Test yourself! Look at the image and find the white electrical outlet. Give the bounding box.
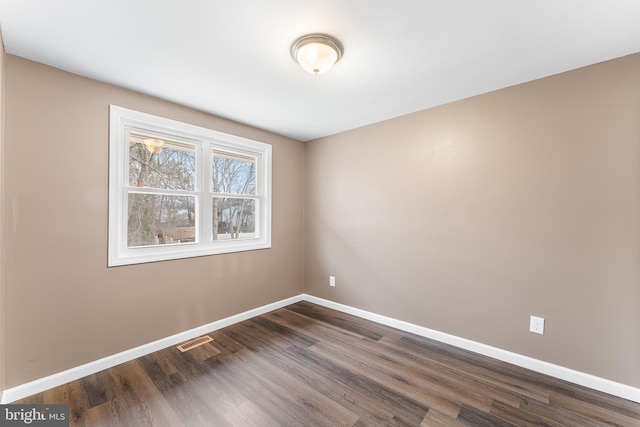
[530,315,545,335]
[329,276,336,287]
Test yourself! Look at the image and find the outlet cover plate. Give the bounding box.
[329,276,336,287]
[530,315,545,335]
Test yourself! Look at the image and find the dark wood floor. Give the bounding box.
[17,302,640,426]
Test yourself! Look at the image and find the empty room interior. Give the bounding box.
[1,1,640,425]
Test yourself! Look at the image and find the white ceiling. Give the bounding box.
[1,1,640,142]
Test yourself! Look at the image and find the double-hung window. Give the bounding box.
[108,106,271,266]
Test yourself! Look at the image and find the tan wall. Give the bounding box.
[0,35,5,396]
[3,55,304,388]
[4,49,640,391]
[305,53,640,387]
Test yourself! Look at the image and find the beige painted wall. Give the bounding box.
[0,35,5,396]
[305,53,640,388]
[3,55,304,388]
[3,49,640,392]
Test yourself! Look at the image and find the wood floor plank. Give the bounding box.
[282,316,504,411]
[81,401,120,427]
[284,343,431,425]
[14,302,640,426]
[457,404,517,426]
[138,352,233,426]
[232,346,360,426]
[264,308,370,344]
[374,334,523,409]
[549,391,640,426]
[385,334,552,404]
[489,399,559,426]
[570,386,640,420]
[226,315,318,353]
[216,347,355,426]
[181,341,221,362]
[223,318,397,425]
[192,351,283,427]
[309,340,463,418]
[207,329,246,356]
[421,409,468,426]
[44,376,91,425]
[309,319,523,412]
[79,369,115,410]
[519,397,611,427]
[202,349,300,426]
[286,300,395,341]
[311,330,494,414]
[107,360,184,426]
[261,309,439,424]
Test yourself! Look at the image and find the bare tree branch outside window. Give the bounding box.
[109,106,272,266]
[127,135,196,247]
[212,151,256,241]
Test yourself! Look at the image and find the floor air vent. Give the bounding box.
[177,335,214,352]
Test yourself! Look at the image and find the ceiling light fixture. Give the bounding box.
[144,138,164,153]
[290,33,343,75]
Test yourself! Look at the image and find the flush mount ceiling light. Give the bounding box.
[144,138,164,153]
[290,33,344,75]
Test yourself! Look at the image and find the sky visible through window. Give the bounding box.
[126,136,257,246]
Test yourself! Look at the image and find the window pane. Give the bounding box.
[129,134,196,191]
[212,150,256,194]
[212,197,256,240]
[128,193,196,247]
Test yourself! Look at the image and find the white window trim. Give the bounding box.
[108,105,272,266]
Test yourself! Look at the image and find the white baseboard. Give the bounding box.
[302,294,640,404]
[3,292,639,404]
[0,294,304,404]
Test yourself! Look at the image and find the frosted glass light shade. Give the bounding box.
[291,34,343,75]
[144,138,164,153]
